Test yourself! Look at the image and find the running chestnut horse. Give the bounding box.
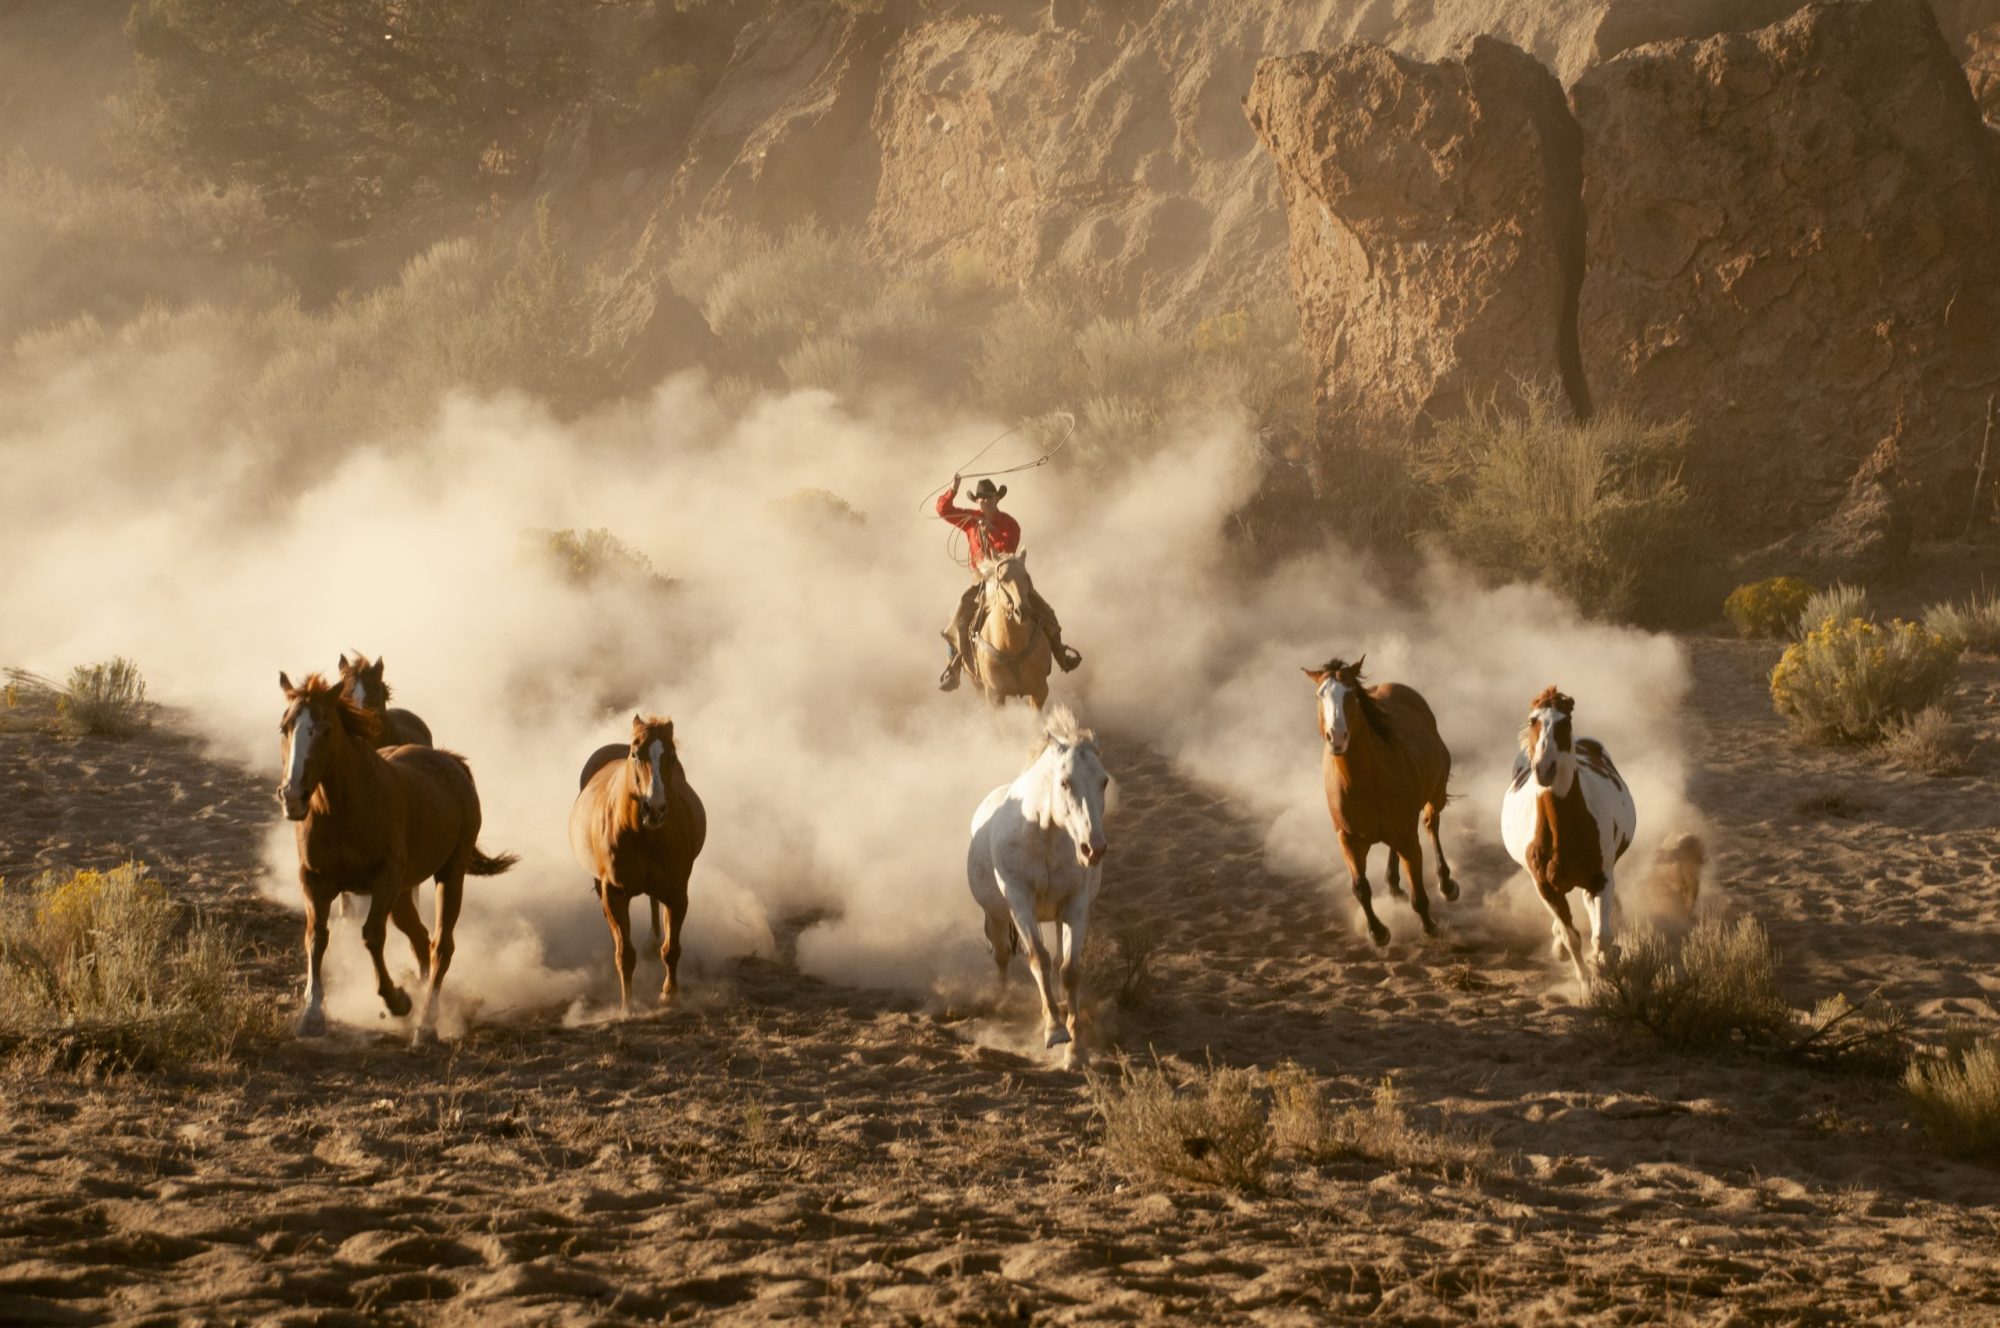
[338,652,434,748]
[968,554,1055,710]
[569,715,706,1014]
[1304,656,1457,946]
[1501,686,1637,995]
[278,672,516,1041]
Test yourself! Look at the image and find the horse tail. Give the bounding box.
[468,847,520,877]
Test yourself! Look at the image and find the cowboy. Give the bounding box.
[936,474,1082,691]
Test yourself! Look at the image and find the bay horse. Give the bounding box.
[338,652,434,748]
[1303,656,1457,946]
[966,704,1113,1068]
[277,672,516,1042]
[569,715,706,1015]
[968,553,1054,709]
[1501,685,1637,994]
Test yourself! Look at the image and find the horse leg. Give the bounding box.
[658,874,688,1003]
[359,877,413,1020]
[1534,875,1591,997]
[1384,847,1406,899]
[650,897,663,955]
[390,890,432,983]
[1339,831,1390,947]
[297,871,334,1036]
[1396,835,1438,938]
[1057,898,1090,1069]
[1583,869,1619,968]
[599,884,637,1016]
[414,867,464,1043]
[1004,889,1067,1049]
[981,908,1014,1000]
[1425,799,1458,902]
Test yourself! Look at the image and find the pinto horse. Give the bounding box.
[1304,656,1457,946]
[278,672,516,1041]
[966,704,1113,1067]
[338,653,434,748]
[968,554,1054,710]
[569,715,706,1014]
[1501,686,1637,994]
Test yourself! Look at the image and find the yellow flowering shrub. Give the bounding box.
[1724,576,1815,639]
[1770,617,1960,743]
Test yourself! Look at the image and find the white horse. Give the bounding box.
[966,705,1113,1067]
[1501,685,1638,995]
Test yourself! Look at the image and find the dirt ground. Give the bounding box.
[2,634,1998,1325]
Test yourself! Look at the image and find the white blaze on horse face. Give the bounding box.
[282,708,317,817]
[644,739,669,822]
[1057,744,1111,867]
[1528,707,1573,794]
[1318,679,1352,755]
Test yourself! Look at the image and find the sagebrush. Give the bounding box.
[1880,706,1972,776]
[1268,1064,1497,1180]
[1724,576,1815,639]
[1905,1041,2000,1161]
[1770,616,1959,744]
[1092,1057,1271,1190]
[1923,589,2000,657]
[1591,918,1791,1052]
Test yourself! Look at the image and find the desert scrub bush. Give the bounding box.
[526,527,673,593]
[1082,921,1160,1012]
[780,333,865,398]
[1923,589,2000,657]
[666,215,775,308]
[1592,918,1791,1052]
[1795,582,1870,637]
[1880,706,1972,776]
[5,659,150,737]
[1092,1057,1271,1190]
[1724,576,1816,639]
[974,295,1082,421]
[0,864,273,1069]
[1905,1040,2000,1161]
[1770,616,1960,744]
[1422,383,1706,624]
[699,220,873,360]
[1268,1065,1498,1180]
[1188,301,1315,440]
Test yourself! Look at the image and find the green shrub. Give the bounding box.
[1905,1041,2000,1161]
[1092,1057,1271,1190]
[1591,918,1791,1052]
[0,864,272,1069]
[1770,617,1960,744]
[1880,706,1972,776]
[1422,384,1706,624]
[1724,576,1815,639]
[1923,589,2000,657]
[1796,582,1870,638]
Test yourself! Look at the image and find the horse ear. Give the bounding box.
[1353,653,1366,674]
[371,656,385,675]
[1302,667,1328,685]
[337,654,349,671]
[279,671,296,697]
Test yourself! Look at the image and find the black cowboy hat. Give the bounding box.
[967,478,1008,501]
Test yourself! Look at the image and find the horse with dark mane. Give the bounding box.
[277,672,516,1041]
[1303,655,1457,945]
[338,653,434,748]
[569,715,706,1014]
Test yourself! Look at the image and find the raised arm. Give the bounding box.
[936,474,971,522]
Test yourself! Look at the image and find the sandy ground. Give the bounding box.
[2,635,1998,1325]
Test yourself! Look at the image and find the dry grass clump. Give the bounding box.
[1092,1057,1271,1190]
[1082,921,1160,1012]
[0,864,274,1070]
[1770,616,1959,744]
[1904,1040,2000,1162]
[1879,706,1972,776]
[1795,582,1870,637]
[1421,383,1707,625]
[1591,919,1790,1052]
[6,659,151,737]
[780,333,865,397]
[1923,589,2000,657]
[1724,576,1815,639]
[1268,1064,1498,1181]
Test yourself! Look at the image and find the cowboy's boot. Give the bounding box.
[1049,625,1083,673]
[938,633,963,691]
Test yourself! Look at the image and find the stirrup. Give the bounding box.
[1055,644,1082,673]
[938,663,961,692]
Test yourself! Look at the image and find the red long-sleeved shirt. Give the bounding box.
[936,489,1021,571]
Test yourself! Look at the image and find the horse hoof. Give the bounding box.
[383,988,413,1019]
[295,1008,328,1038]
[1420,918,1439,937]
[410,1023,436,1049]
[1045,1027,1072,1049]
[1439,877,1460,902]
[1062,1045,1086,1071]
[1367,924,1390,947]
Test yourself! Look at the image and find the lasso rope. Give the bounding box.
[919,412,1078,568]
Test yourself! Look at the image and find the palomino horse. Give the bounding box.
[967,553,1054,709]
[338,653,434,747]
[1304,656,1458,946]
[569,715,706,1014]
[966,704,1113,1067]
[1501,686,1637,994]
[277,672,516,1041]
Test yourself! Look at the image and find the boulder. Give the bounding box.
[1245,37,1586,449]
[1572,0,2000,543]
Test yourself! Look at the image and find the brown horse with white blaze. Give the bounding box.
[278,672,516,1041]
[1304,656,1458,945]
[569,715,706,1014]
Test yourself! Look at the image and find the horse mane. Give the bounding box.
[1028,703,1095,764]
[1317,656,1392,741]
[631,713,676,749]
[291,672,383,745]
[1530,685,1575,715]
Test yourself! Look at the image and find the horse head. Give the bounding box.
[1036,705,1111,868]
[1302,655,1367,757]
[338,652,390,715]
[1520,685,1577,794]
[628,714,677,830]
[984,552,1031,624]
[278,671,378,820]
